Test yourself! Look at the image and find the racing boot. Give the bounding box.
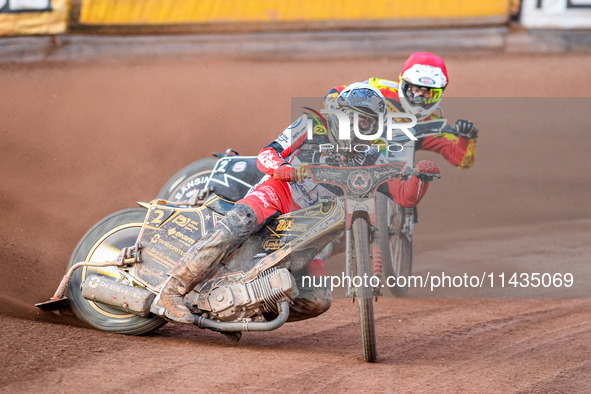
[159,204,259,323]
[287,258,332,322]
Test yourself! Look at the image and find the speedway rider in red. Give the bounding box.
[325,52,478,170]
[159,83,441,324]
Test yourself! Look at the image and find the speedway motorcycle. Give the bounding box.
[156,119,451,296]
[37,158,438,362]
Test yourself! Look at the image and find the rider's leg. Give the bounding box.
[160,177,292,323]
[160,203,259,323]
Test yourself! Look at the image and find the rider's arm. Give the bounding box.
[386,177,430,208]
[417,133,477,170]
[256,115,309,175]
[383,161,440,208]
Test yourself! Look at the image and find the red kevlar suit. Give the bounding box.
[324,78,477,170]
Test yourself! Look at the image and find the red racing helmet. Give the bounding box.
[398,52,449,120]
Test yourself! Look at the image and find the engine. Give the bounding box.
[197,268,299,322]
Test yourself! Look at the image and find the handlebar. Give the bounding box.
[400,167,441,180]
[296,163,440,183]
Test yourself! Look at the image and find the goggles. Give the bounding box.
[343,108,379,134]
[402,82,444,109]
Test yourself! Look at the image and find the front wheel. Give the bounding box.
[377,193,413,297]
[67,208,166,335]
[352,217,378,363]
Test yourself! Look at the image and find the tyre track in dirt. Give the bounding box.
[2,299,589,392]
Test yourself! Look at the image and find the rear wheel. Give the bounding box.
[352,217,378,363]
[377,193,413,297]
[67,208,166,335]
[157,157,218,202]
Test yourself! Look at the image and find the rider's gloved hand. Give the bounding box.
[454,119,479,139]
[273,164,300,182]
[415,160,440,181]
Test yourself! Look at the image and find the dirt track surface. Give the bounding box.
[1,51,590,392]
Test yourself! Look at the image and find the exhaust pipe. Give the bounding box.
[81,275,155,317]
[194,301,290,332]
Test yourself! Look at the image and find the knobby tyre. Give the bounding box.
[376,193,413,297]
[67,208,166,335]
[352,217,378,363]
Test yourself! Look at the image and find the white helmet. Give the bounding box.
[328,83,386,154]
[336,82,386,133]
[398,52,448,120]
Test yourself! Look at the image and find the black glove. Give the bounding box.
[454,119,478,139]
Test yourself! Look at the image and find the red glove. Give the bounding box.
[273,164,298,182]
[415,160,440,181]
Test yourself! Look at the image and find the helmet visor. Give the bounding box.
[343,108,379,134]
[402,81,444,109]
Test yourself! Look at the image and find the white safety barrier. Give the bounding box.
[521,0,591,28]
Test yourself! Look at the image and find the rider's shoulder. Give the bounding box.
[275,115,308,147]
[285,115,308,132]
[279,113,329,143]
[365,78,399,93]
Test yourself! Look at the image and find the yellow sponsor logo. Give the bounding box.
[167,228,195,245]
[276,219,292,232]
[313,124,327,135]
[173,215,190,227]
[291,223,308,232]
[263,239,282,250]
